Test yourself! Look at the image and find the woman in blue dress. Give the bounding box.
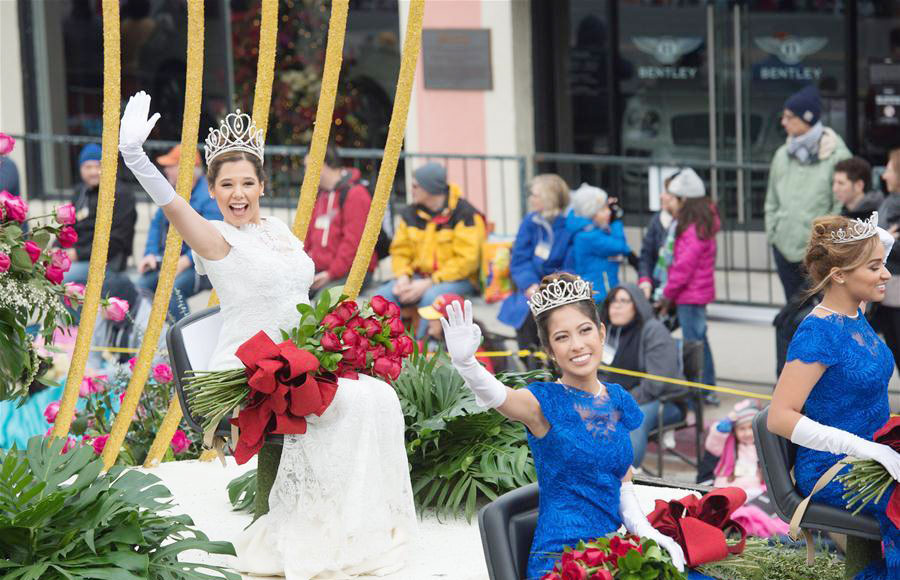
[769,213,900,580]
[440,272,690,579]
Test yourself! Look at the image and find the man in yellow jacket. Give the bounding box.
[374,162,485,337]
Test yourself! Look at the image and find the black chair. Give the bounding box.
[645,339,705,477]
[753,406,879,540]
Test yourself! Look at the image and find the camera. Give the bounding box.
[608,198,624,222]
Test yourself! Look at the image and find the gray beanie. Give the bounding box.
[667,168,706,199]
[413,162,449,196]
[572,183,609,218]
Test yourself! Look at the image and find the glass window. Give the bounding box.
[857,1,900,171]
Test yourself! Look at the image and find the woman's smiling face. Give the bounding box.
[546,304,605,384]
[210,159,264,226]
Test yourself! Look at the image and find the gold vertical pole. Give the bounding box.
[102,0,205,469]
[291,0,349,240]
[343,0,425,300]
[52,0,121,439]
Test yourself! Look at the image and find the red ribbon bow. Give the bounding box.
[647,487,748,567]
[872,417,900,528]
[230,331,338,464]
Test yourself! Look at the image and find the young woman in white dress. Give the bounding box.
[118,92,416,579]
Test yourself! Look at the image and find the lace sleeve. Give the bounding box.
[786,316,840,367]
[609,383,643,432]
[192,220,234,276]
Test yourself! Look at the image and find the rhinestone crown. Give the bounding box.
[830,212,879,244]
[204,110,265,165]
[528,277,594,316]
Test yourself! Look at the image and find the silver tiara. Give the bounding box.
[528,277,594,316]
[830,211,879,244]
[204,110,265,165]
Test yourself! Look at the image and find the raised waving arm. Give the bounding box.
[118,92,229,261]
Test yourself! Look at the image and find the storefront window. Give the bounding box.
[857,1,900,171]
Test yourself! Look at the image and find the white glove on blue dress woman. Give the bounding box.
[440,300,508,408]
[619,481,687,572]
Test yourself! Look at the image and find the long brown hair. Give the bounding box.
[676,197,719,240]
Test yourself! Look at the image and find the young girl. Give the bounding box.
[705,399,789,537]
[658,168,719,387]
[441,272,722,579]
[768,214,900,579]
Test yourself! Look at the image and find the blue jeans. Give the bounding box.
[631,399,685,467]
[676,304,716,387]
[373,276,476,337]
[138,264,212,321]
[64,261,137,324]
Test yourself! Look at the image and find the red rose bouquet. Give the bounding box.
[836,417,900,525]
[185,291,413,463]
[542,533,685,580]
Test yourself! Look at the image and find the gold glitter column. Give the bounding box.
[52,0,121,439]
[102,0,204,469]
[344,0,425,300]
[291,1,349,240]
[207,0,279,310]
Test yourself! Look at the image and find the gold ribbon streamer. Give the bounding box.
[291,0,349,240]
[343,0,425,299]
[51,0,121,440]
[102,0,205,470]
[206,0,278,310]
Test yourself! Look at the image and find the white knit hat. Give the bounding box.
[667,168,706,199]
[572,183,609,218]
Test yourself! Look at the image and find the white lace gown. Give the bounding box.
[193,216,417,579]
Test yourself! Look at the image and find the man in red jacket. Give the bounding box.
[304,145,377,296]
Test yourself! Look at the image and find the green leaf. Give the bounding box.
[31,231,52,250]
[9,248,33,273]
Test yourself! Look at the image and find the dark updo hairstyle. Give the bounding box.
[207,150,267,187]
[803,215,880,298]
[533,272,603,359]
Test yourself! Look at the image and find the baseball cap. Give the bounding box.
[418,293,464,320]
[157,145,201,168]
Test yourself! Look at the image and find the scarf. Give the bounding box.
[786,121,823,165]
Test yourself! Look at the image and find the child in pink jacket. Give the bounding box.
[658,168,719,386]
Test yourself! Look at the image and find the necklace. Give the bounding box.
[560,379,607,398]
[814,303,858,318]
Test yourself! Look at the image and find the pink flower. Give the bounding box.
[370,295,390,316]
[55,203,77,225]
[90,375,108,394]
[79,376,95,397]
[44,265,64,285]
[61,437,77,454]
[118,390,127,405]
[0,133,15,155]
[0,252,9,273]
[50,249,72,273]
[81,434,93,447]
[92,434,109,455]
[128,357,136,372]
[57,226,78,248]
[170,429,190,454]
[44,401,60,423]
[101,297,129,322]
[2,194,28,223]
[63,282,85,308]
[152,363,173,383]
[24,240,41,263]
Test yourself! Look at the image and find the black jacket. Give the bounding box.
[70,182,137,271]
[637,211,668,289]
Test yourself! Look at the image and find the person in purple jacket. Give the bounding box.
[657,168,720,387]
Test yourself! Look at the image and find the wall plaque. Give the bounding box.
[423,29,492,91]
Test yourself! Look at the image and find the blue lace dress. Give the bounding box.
[788,310,898,580]
[524,381,713,580]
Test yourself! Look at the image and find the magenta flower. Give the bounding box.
[50,249,72,273]
[2,194,28,223]
[128,357,136,372]
[44,265,64,285]
[152,363,173,383]
[57,226,78,248]
[101,297,129,322]
[79,376,95,397]
[0,133,14,155]
[44,401,60,423]
[0,252,9,273]
[91,434,110,455]
[24,240,41,263]
[63,282,85,308]
[55,203,77,225]
[170,429,190,454]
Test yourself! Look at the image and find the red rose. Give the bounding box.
[370,294,390,316]
[561,561,587,580]
[345,316,365,332]
[373,357,394,379]
[342,328,363,347]
[0,252,9,273]
[44,265,64,285]
[386,301,401,318]
[388,317,405,337]
[333,300,359,322]
[362,318,382,338]
[581,548,606,567]
[58,226,78,248]
[396,335,414,356]
[588,571,613,580]
[342,345,366,366]
[24,241,41,263]
[541,574,562,580]
[322,313,344,329]
[369,344,387,360]
[321,331,343,352]
[389,360,402,380]
[560,550,584,567]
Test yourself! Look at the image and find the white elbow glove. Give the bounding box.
[619,482,686,572]
[440,300,507,408]
[119,92,176,207]
[791,416,900,481]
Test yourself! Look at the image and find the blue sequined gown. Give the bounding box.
[788,310,898,580]
[524,381,712,580]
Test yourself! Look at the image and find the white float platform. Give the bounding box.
[141,458,700,580]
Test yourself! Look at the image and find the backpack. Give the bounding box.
[336,174,393,260]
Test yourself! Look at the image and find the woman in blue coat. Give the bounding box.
[499,174,574,351]
[566,183,631,303]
